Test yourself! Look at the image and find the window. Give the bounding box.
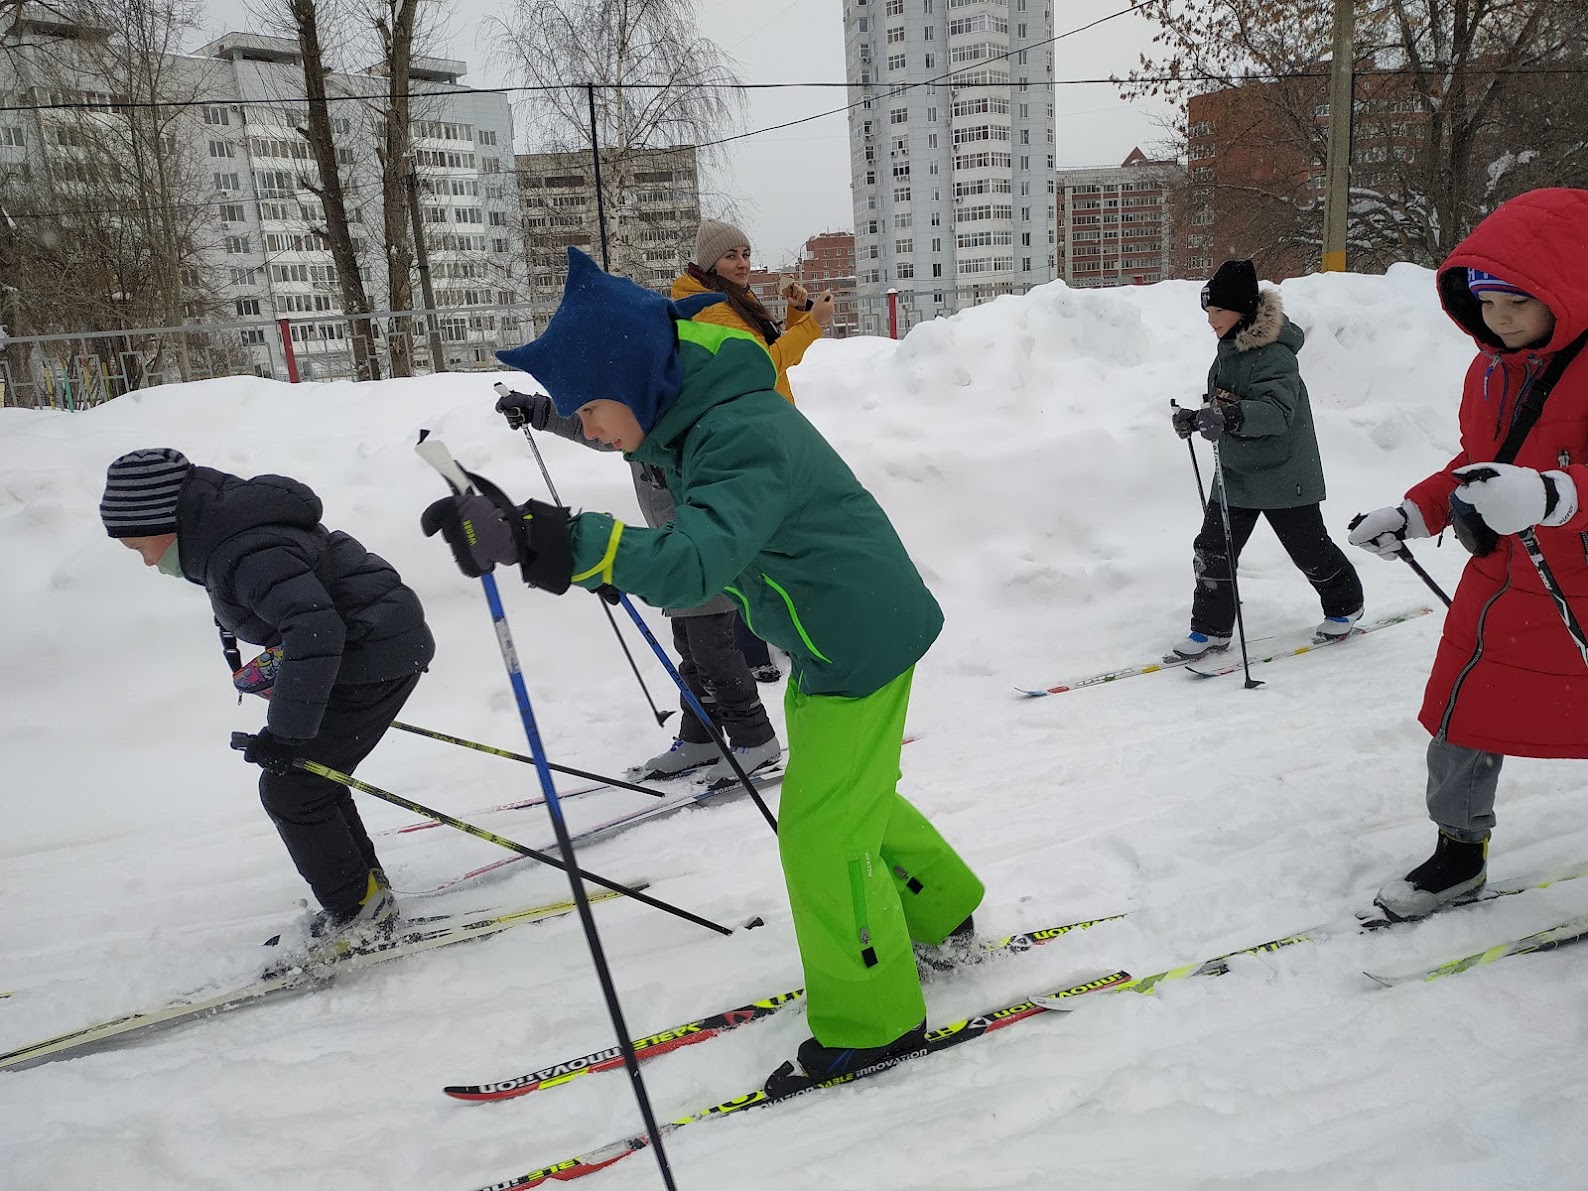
[203,105,229,126]
[477,129,498,146]
[219,203,246,223]
[887,53,906,71]
[886,24,906,44]
[885,0,903,12]
[894,212,912,228]
[229,267,257,286]
[895,238,913,253]
[213,171,240,191]
[897,262,915,279]
[0,125,22,147]
[224,235,250,254]
[235,299,261,317]
[890,107,909,125]
[893,184,912,202]
[208,139,234,158]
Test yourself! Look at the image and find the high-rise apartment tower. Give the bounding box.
[844,0,1056,334]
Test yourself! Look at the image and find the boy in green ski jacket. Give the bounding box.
[422,248,984,1082]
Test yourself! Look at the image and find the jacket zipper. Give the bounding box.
[1438,553,1512,738]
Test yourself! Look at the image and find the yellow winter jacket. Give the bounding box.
[670,272,822,404]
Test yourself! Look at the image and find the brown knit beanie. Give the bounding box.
[694,219,751,272]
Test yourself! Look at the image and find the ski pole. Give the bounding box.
[228,736,729,936]
[1208,439,1262,690]
[496,380,675,729]
[388,721,669,799]
[1170,399,1207,509]
[1345,513,1453,609]
[1392,544,1452,608]
[610,591,780,834]
[1519,528,1588,667]
[415,433,683,1191]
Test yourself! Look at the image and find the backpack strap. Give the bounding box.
[1494,330,1588,465]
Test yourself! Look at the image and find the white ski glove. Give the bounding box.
[1452,463,1578,536]
[1347,500,1431,559]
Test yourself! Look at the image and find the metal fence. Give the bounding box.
[0,303,540,410]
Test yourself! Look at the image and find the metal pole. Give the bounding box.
[1321,0,1355,272]
[586,83,611,271]
[1519,529,1588,668]
[1210,441,1263,690]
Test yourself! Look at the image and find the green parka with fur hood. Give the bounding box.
[1205,288,1328,509]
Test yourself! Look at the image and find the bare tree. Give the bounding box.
[284,0,380,380]
[367,0,417,374]
[494,0,741,283]
[1123,0,1588,269]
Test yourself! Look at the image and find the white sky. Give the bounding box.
[201,0,1176,266]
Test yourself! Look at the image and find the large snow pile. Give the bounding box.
[3,268,1585,1190]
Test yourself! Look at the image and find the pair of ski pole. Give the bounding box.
[1172,400,1455,692]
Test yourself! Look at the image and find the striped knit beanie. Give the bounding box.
[100,448,192,538]
[1467,268,1533,300]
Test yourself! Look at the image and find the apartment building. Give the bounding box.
[517,144,699,330]
[844,0,1058,335]
[0,12,523,374]
[796,230,858,338]
[1054,148,1182,288]
[1183,71,1431,278]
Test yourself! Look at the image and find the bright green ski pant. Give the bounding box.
[779,666,984,1048]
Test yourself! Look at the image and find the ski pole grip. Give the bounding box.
[414,431,476,496]
[229,731,251,752]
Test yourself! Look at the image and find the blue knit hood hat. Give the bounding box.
[496,247,726,432]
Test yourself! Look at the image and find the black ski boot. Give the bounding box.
[795,1019,928,1082]
[1374,830,1489,921]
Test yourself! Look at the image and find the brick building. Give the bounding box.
[1054,149,1183,288]
[1183,71,1430,279]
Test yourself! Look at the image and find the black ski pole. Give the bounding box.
[495,381,675,729]
[1345,513,1453,609]
[1209,439,1262,690]
[388,721,669,799]
[415,433,684,1191]
[228,737,730,937]
[1170,399,1207,509]
[1519,527,1588,667]
[610,590,780,833]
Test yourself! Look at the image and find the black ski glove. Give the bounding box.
[1171,406,1198,440]
[495,389,554,432]
[1194,403,1244,441]
[232,727,300,776]
[420,470,574,593]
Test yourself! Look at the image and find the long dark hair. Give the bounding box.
[686,263,782,345]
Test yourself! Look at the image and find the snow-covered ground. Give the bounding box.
[4,267,1586,1191]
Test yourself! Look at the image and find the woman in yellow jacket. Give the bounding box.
[671,219,834,404]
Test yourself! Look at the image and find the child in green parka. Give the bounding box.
[1166,259,1364,661]
[422,247,984,1083]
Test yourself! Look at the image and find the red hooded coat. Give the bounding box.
[1406,188,1588,757]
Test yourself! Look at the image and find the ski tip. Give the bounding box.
[742,915,766,930]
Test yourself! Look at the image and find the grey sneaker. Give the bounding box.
[626,738,719,782]
[1166,630,1231,662]
[1316,608,1364,640]
[701,738,783,789]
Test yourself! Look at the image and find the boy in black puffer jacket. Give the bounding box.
[101,449,434,938]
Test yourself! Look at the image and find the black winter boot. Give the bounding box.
[1374,830,1488,921]
[794,1020,928,1083]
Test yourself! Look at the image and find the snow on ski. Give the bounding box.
[442,912,1126,1102]
[1364,913,1588,987]
[461,971,1132,1191]
[1185,607,1434,678]
[0,887,635,1072]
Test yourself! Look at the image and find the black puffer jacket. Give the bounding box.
[177,466,434,742]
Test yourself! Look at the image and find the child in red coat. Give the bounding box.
[1349,188,1588,919]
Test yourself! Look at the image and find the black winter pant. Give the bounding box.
[672,612,775,749]
[1191,500,1364,637]
[258,672,420,913]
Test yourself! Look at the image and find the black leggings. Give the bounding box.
[672,612,775,748]
[1190,501,1363,637]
